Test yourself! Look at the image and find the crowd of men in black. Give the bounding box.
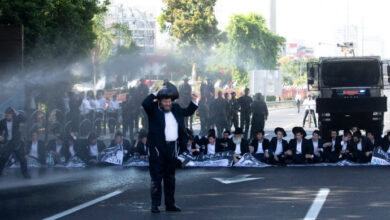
[2,78,389,180]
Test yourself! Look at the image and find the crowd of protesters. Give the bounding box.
[1,78,389,179]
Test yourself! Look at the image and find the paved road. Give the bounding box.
[1,106,390,220]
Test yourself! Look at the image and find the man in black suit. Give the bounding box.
[269,127,289,165]
[142,81,198,213]
[84,132,106,165]
[309,130,325,163]
[47,135,67,164]
[25,131,46,165]
[0,107,30,178]
[135,129,148,158]
[250,93,268,140]
[109,131,132,162]
[349,131,373,163]
[249,130,270,163]
[231,127,250,163]
[202,132,223,155]
[218,130,234,152]
[322,129,342,162]
[288,127,313,164]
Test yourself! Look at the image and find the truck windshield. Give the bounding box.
[321,60,380,87]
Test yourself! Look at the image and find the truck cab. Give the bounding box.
[307,56,389,138]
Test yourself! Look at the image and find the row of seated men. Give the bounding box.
[185,126,390,164]
[23,130,149,166]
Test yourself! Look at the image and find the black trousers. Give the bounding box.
[149,142,177,207]
[240,112,251,139]
[107,111,118,134]
[303,110,317,127]
[122,118,135,140]
[232,113,239,130]
[0,141,28,176]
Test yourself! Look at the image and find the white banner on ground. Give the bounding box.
[234,153,271,167]
[100,146,123,165]
[178,151,234,167]
[371,147,390,165]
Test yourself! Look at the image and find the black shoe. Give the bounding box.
[151,206,160,213]
[166,205,181,212]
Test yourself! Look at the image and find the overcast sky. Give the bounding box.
[112,0,390,58]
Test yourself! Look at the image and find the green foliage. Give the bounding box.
[279,57,317,86]
[158,0,219,63]
[0,0,110,64]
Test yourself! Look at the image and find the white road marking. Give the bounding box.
[304,188,330,220]
[43,190,123,220]
[213,174,264,184]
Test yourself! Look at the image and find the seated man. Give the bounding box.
[109,131,132,162]
[64,135,83,162]
[202,133,223,155]
[218,130,234,152]
[338,130,353,161]
[249,130,270,163]
[310,130,324,163]
[269,127,289,165]
[379,131,390,154]
[195,129,215,153]
[322,129,342,163]
[365,130,380,150]
[231,127,249,163]
[85,132,106,164]
[288,127,313,164]
[349,131,373,163]
[135,130,148,158]
[47,134,67,164]
[25,131,46,165]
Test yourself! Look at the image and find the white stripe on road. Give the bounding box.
[43,190,123,220]
[304,188,330,220]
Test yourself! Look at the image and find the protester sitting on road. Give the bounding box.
[249,130,270,163]
[288,127,313,164]
[269,127,289,165]
[25,131,46,165]
[47,134,67,164]
[202,132,223,155]
[349,131,373,163]
[322,129,342,163]
[135,129,148,158]
[309,130,324,163]
[365,130,381,149]
[379,131,390,154]
[64,135,83,162]
[231,127,250,163]
[218,130,234,152]
[338,130,353,161]
[85,132,106,165]
[109,131,132,162]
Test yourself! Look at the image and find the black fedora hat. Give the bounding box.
[233,127,244,135]
[157,81,179,101]
[292,127,306,138]
[274,127,287,137]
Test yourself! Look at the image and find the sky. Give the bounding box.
[111,0,390,58]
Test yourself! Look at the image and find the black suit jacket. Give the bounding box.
[142,93,197,154]
[380,136,390,152]
[349,138,373,153]
[0,114,25,144]
[232,138,249,155]
[135,141,148,156]
[202,141,224,154]
[288,138,313,155]
[269,137,289,155]
[47,139,68,157]
[109,139,132,161]
[309,138,325,153]
[25,140,46,164]
[250,138,270,153]
[217,137,234,152]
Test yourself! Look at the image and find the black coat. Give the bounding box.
[217,137,234,152]
[232,138,249,155]
[202,141,224,154]
[250,138,270,154]
[47,139,68,157]
[309,138,325,153]
[142,93,197,154]
[135,141,148,156]
[349,138,373,153]
[288,138,313,155]
[0,114,25,144]
[251,100,268,123]
[269,137,289,155]
[25,140,46,164]
[380,136,390,152]
[109,139,132,161]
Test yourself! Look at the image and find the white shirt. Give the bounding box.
[164,111,178,141]
[357,141,363,151]
[80,98,92,115]
[56,144,62,153]
[275,140,283,155]
[341,141,348,151]
[387,146,390,154]
[296,140,302,154]
[312,140,319,152]
[108,99,120,111]
[234,143,241,155]
[69,145,76,157]
[90,144,99,157]
[6,121,12,141]
[207,143,216,155]
[256,141,264,154]
[30,141,38,158]
[331,139,336,151]
[303,99,316,110]
[98,97,106,112]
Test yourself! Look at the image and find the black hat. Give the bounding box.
[157,81,179,101]
[274,127,287,137]
[138,129,148,139]
[88,132,97,142]
[233,127,244,135]
[292,127,306,138]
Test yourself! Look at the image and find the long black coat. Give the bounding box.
[250,138,270,153]
[288,138,313,155]
[142,94,197,154]
[269,137,289,155]
[0,114,25,144]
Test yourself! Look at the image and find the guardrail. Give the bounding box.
[266,100,297,109]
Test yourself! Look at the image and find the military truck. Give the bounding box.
[307,56,389,138]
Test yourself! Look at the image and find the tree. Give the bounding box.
[224,13,285,87]
[279,57,317,86]
[157,0,219,79]
[0,0,110,65]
